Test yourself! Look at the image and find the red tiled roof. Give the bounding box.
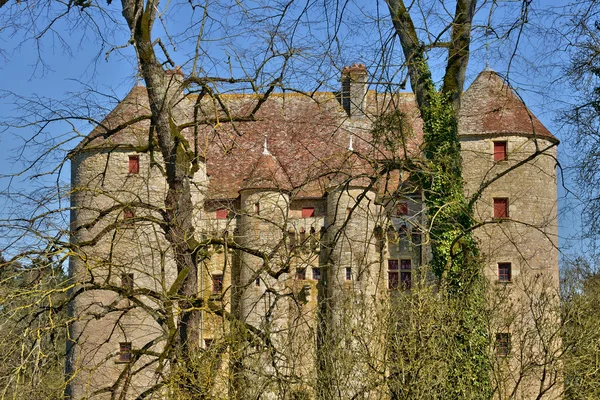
[76,86,422,199]
[75,70,557,199]
[458,70,557,142]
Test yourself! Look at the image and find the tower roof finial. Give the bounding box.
[348,134,354,152]
[263,135,271,156]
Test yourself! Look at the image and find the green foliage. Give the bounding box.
[376,59,492,399]
[371,110,414,155]
[562,257,600,399]
[0,255,68,399]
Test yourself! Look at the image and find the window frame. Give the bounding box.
[388,259,399,290]
[495,333,511,356]
[296,267,307,280]
[128,155,140,174]
[121,273,134,290]
[345,267,352,281]
[118,342,133,363]
[493,141,508,162]
[493,198,509,220]
[498,262,512,282]
[211,274,223,294]
[312,267,321,281]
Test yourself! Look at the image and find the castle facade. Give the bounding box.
[66,66,560,399]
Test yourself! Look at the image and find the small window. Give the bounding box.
[123,208,134,221]
[396,202,408,216]
[493,198,509,219]
[496,333,511,356]
[345,267,352,281]
[494,141,507,162]
[204,339,213,349]
[128,155,140,174]
[215,209,229,219]
[400,259,411,289]
[312,267,321,281]
[254,202,260,215]
[212,274,223,294]
[255,277,261,287]
[388,260,399,290]
[118,342,132,363]
[302,207,315,218]
[498,263,512,282]
[296,268,306,280]
[121,273,134,290]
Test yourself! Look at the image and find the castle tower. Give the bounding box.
[232,141,296,398]
[67,75,206,399]
[459,70,560,398]
[318,152,387,399]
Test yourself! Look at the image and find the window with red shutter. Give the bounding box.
[493,198,509,219]
[494,141,507,161]
[396,202,408,216]
[123,208,134,221]
[128,155,139,174]
[215,209,228,219]
[301,207,315,218]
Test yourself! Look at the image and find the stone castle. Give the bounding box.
[67,65,560,399]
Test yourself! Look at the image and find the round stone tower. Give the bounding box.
[232,141,294,398]
[319,152,386,399]
[67,75,207,399]
[458,70,560,398]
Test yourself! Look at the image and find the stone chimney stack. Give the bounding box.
[164,66,185,105]
[341,63,368,118]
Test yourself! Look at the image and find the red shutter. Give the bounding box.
[302,207,315,218]
[493,198,508,219]
[128,155,139,174]
[216,209,228,219]
[494,142,507,161]
[397,203,408,216]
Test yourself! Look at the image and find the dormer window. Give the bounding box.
[494,141,507,162]
[128,155,140,174]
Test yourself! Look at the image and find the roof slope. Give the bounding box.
[74,69,557,199]
[458,70,557,142]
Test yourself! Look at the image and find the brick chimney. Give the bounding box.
[341,63,368,118]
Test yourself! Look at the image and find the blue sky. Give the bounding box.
[0,0,586,260]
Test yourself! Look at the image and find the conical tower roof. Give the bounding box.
[240,141,292,192]
[73,85,151,153]
[459,70,558,143]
